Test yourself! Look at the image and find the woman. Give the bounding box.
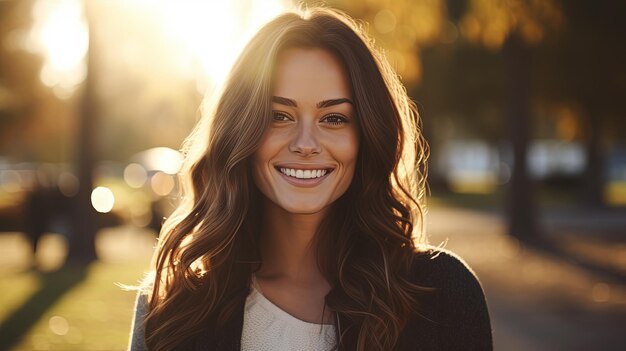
[130,7,492,351]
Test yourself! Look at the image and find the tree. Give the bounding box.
[537,1,626,207]
[66,0,98,263]
[502,31,539,239]
[452,0,562,240]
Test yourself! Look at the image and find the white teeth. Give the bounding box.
[279,167,329,179]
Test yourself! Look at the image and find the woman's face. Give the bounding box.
[252,48,359,215]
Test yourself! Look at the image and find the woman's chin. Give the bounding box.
[278,200,329,216]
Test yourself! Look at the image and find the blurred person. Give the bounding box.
[24,181,49,256]
[129,7,491,351]
[24,168,71,261]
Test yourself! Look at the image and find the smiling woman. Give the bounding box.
[252,48,359,215]
[129,6,492,351]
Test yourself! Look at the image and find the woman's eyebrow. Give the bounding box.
[317,98,354,108]
[272,96,297,107]
[271,96,354,108]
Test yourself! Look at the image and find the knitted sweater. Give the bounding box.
[129,248,492,350]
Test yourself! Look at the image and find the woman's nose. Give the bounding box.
[289,122,321,156]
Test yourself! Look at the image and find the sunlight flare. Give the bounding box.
[140,0,290,91]
[28,0,88,99]
[27,0,291,98]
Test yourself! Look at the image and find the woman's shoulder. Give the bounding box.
[129,293,150,351]
[407,245,490,317]
[409,245,483,290]
[400,245,493,350]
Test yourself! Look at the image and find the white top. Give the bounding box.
[241,276,337,351]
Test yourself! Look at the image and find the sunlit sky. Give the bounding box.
[27,0,292,99]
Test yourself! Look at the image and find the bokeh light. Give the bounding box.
[150,171,175,196]
[57,172,79,197]
[48,315,69,336]
[134,147,183,175]
[123,163,148,188]
[91,186,115,213]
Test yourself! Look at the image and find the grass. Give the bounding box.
[0,261,149,351]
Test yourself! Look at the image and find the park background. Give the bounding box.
[0,0,625,350]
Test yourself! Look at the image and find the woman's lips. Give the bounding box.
[274,166,334,187]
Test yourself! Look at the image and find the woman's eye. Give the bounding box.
[272,111,292,122]
[322,113,348,126]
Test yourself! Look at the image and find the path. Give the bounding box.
[427,205,626,351]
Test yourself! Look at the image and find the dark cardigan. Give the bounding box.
[129,248,493,350]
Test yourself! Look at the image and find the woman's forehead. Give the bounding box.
[271,48,352,107]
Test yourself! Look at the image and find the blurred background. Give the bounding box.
[0,0,624,350]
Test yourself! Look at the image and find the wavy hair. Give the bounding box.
[144,7,430,351]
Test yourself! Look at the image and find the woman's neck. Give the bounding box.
[257,198,327,284]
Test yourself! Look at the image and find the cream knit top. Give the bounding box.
[241,276,337,351]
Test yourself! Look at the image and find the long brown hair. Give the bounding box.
[144,7,429,351]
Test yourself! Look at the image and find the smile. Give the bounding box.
[279,167,329,179]
[273,166,335,187]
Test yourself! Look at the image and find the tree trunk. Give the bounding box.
[582,105,606,207]
[67,1,97,264]
[503,32,541,241]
